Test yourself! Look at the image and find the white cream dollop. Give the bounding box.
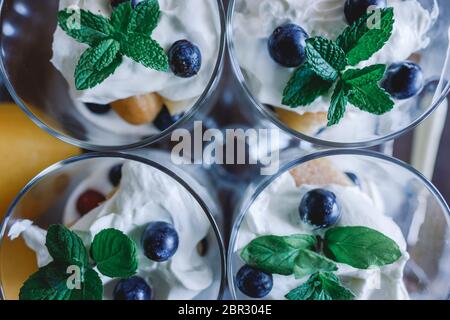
[236,172,410,300]
[8,161,215,300]
[233,0,438,114]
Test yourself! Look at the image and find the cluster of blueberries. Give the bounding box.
[76,163,180,300]
[86,0,203,129]
[268,0,424,101]
[237,172,359,299]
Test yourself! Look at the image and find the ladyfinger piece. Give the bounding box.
[111,93,163,125]
[290,158,353,187]
[275,108,327,134]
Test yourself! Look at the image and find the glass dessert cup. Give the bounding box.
[0,0,225,151]
[227,0,450,148]
[228,149,450,300]
[0,152,225,300]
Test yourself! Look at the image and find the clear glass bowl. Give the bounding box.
[0,152,225,300]
[227,0,450,148]
[0,0,225,151]
[228,149,450,300]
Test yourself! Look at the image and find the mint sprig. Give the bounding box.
[74,39,122,90]
[240,225,402,300]
[57,9,113,47]
[336,7,395,66]
[45,224,89,267]
[119,33,168,71]
[240,234,316,275]
[305,37,348,81]
[282,65,333,107]
[19,224,138,300]
[19,262,98,300]
[328,80,348,126]
[293,249,337,279]
[58,0,168,90]
[282,8,395,126]
[285,272,355,300]
[91,229,138,278]
[128,0,161,35]
[324,226,402,269]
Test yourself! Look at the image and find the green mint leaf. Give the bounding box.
[19,262,102,300]
[240,234,317,275]
[285,272,355,300]
[90,229,138,278]
[128,0,161,35]
[336,7,395,66]
[20,262,72,300]
[293,249,338,279]
[119,32,168,72]
[347,82,394,115]
[75,39,122,90]
[342,64,387,86]
[324,226,402,269]
[305,36,348,81]
[69,268,103,300]
[327,80,348,126]
[46,225,88,267]
[111,1,133,33]
[58,8,114,47]
[282,64,333,107]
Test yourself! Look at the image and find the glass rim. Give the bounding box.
[0,0,226,151]
[226,0,450,148]
[0,152,227,300]
[227,148,450,299]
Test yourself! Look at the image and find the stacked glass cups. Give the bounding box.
[0,0,227,300]
[0,0,449,301]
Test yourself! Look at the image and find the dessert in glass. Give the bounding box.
[0,153,225,300]
[228,150,450,300]
[0,0,225,150]
[228,0,450,147]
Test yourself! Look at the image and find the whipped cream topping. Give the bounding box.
[9,161,216,300]
[51,0,220,134]
[235,172,410,300]
[53,0,220,105]
[233,0,438,114]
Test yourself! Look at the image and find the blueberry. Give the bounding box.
[299,189,342,228]
[111,0,144,9]
[153,105,184,131]
[268,23,309,68]
[76,189,106,216]
[141,221,179,262]
[109,163,123,187]
[85,103,111,115]
[113,276,152,300]
[345,172,362,188]
[168,40,202,78]
[236,265,273,299]
[344,0,387,25]
[382,61,424,100]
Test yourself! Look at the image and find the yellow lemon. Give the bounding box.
[0,102,80,300]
